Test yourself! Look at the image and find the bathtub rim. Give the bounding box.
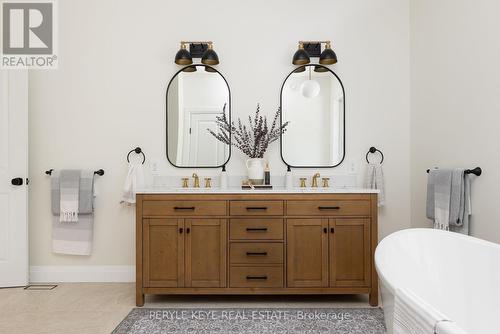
[375,228,500,293]
[375,227,500,334]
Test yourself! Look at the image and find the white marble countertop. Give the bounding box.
[136,187,379,194]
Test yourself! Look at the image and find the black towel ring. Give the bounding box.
[366,147,384,164]
[127,147,146,164]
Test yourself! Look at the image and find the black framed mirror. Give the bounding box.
[280,64,345,168]
[166,64,231,168]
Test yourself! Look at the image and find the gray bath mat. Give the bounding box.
[112,308,385,334]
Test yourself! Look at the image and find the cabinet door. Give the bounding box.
[286,219,329,288]
[185,219,227,287]
[329,219,370,287]
[143,219,184,287]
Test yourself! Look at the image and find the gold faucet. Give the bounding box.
[311,173,321,188]
[181,178,189,188]
[322,177,330,188]
[204,178,212,188]
[192,173,200,188]
[299,178,307,188]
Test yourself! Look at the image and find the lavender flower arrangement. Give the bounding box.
[208,104,289,158]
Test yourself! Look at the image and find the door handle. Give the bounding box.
[11,177,23,186]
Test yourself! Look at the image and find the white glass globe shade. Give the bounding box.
[301,80,320,98]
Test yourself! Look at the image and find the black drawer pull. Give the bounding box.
[179,228,183,234]
[246,275,268,280]
[246,207,267,211]
[174,207,195,211]
[246,252,268,256]
[318,206,340,211]
[246,227,268,232]
[323,227,328,234]
[330,227,335,233]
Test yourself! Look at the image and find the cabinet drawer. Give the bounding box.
[230,266,283,288]
[230,243,283,264]
[230,219,283,240]
[286,200,370,216]
[230,201,284,216]
[142,201,226,216]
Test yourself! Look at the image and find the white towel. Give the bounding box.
[364,163,385,207]
[121,162,145,205]
[393,288,451,334]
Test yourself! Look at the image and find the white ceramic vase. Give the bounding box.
[246,158,267,185]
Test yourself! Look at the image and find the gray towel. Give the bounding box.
[450,171,471,235]
[431,169,453,230]
[51,170,94,214]
[426,168,472,234]
[59,170,80,222]
[51,170,95,255]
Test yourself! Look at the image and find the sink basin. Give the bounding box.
[169,187,217,191]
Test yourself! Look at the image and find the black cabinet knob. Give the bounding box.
[11,178,23,186]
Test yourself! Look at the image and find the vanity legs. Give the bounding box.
[369,289,379,306]
[136,291,144,307]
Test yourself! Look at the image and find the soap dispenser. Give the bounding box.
[220,165,228,189]
[285,165,293,190]
[264,163,271,185]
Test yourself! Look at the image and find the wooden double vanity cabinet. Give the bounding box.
[136,192,378,306]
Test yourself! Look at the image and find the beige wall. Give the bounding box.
[29,0,411,267]
[410,0,500,242]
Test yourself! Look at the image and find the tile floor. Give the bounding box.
[0,283,373,334]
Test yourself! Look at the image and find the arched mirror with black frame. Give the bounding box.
[280,64,345,168]
[166,64,231,168]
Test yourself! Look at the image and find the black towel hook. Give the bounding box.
[366,147,384,164]
[127,147,146,164]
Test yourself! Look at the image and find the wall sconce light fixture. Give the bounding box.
[174,42,193,65]
[292,42,310,65]
[174,41,219,67]
[201,42,219,65]
[291,40,337,66]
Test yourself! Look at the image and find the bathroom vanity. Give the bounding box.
[135,189,378,306]
[141,53,380,306]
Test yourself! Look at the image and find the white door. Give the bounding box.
[190,113,226,166]
[0,70,29,287]
[182,109,227,166]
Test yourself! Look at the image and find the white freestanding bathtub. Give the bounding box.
[375,228,500,334]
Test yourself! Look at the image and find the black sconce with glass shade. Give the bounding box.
[174,41,220,69]
[292,40,337,69]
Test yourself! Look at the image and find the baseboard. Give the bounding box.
[29,265,135,283]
